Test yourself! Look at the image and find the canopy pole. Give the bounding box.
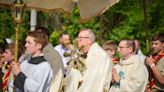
[30,9,37,31]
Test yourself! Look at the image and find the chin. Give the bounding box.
[25,51,32,54]
[78,45,81,48]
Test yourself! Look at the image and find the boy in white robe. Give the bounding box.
[19,27,64,92]
[12,31,53,92]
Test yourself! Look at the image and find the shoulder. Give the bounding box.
[54,44,61,49]
[43,43,54,52]
[90,43,107,54]
[157,57,164,65]
[159,57,164,62]
[156,57,164,70]
[39,61,51,68]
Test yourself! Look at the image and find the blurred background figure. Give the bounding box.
[0,45,5,92]
[54,31,71,74]
[102,40,118,64]
[134,39,146,64]
[5,38,13,45]
[2,43,24,92]
[145,32,164,92]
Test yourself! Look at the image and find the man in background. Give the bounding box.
[146,33,164,91]
[36,27,64,92]
[54,32,71,74]
[134,39,146,64]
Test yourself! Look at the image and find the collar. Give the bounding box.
[60,44,67,50]
[120,55,140,65]
[29,56,46,64]
[152,50,164,63]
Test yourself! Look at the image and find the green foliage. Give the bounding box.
[0,8,29,46]
[0,9,14,44]
[101,0,163,54]
[49,7,100,46]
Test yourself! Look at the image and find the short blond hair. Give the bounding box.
[102,40,117,51]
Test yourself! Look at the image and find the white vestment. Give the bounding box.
[65,43,113,92]
[14,56,53,92]
[110,55,148,92]
[137,49,146,64]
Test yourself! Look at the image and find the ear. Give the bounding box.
[129,47,133,54]
[36,43,42,50]
[59,38,62,43]
[111,50,115,55]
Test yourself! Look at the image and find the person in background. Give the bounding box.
[110,39,148,92]
[0,45,5,92]
[64,28,113,92]
[1,43,24,92]
[54,32,71,74]
[145,33,164,92]
[37,27,64,92]
[102,40,119,64]
[134,39,146,64]
[12,31,53,92]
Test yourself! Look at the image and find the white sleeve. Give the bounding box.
[24,63,53,92]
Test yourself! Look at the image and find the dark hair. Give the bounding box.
[152,32,164,43]
[60,31,69,38]
[35,27,50,37]
[0,46,4,54]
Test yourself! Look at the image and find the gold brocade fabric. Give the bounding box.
[0,0,119,21]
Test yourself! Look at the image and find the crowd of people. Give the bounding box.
[0,27,163,92]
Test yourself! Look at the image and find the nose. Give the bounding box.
[25,43,28,48]
[77,38,80,41]
[152,44,156,49]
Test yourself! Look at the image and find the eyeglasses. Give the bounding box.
[117,46,129,49]
[77,36,89,39]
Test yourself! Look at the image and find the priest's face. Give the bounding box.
[77,30,91,52]
[25,36,41,55]
[117,40,131,59]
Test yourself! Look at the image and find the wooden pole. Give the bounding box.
[142,0,150,53]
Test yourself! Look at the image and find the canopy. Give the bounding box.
[0,0,119,21]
